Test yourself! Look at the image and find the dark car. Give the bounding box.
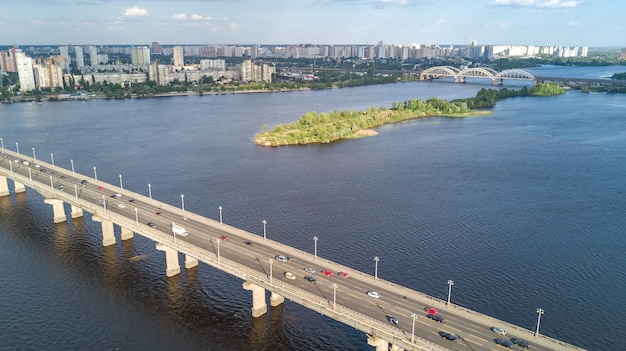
[80,179,87,187]
[147,222,156,228]
[244,241,253,245]
[304,276,316,283]
[388,316,399,326]
[438,331,458,342]
[495,339,514,348]
[427,314,444,323]
[511,338,530,348]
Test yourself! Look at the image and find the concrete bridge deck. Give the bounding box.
[0,146,586,351]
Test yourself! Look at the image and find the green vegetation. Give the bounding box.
[255,83,565,146]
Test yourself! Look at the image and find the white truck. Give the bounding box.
[171,223,188,237]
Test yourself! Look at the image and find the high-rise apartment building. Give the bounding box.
[131,46,151,65]
[75,46,85,69]
[173,46,184,67]
[88,46,98,66]
[16,52,36,92]
[151,42,163,54]
[58,46,70,70]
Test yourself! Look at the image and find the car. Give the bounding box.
[34,164,41,168]
[427,314,444,323]
[304,276,316,283]
[511,338,530,348]
[115,193,122,197]
[495,338,514,348]
[60,175,67,179]
[111,194,117,198]
[388,316,399,326]
[338,272,349,278]
[492,327,506,335]
[286,256,294,261]
[322,269,333,276]
[98,185,103,190]
[425,307,438,315]
[40,168,46,172]
[304,267,315,274]
[244,241,253,245]
[275,255,288,262]
[57,184,64,190]
[367,291,380,299]
[438,331,458,342]
[147,222,156,228]
[156,211,162,216]
[80,179,87,187]
[221,235,228,240]
[117,203,125,208]
[128,198,135,203]
[98,199,105,205]
[284,272,296,280]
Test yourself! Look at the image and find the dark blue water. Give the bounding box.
[1,66,625,350]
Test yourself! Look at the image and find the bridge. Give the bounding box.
[0,144,586,351]
[420,66,626,88]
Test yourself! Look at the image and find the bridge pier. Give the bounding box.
[155,243,181,277]
[367,335,388,351]
[0,176,9,196]
[184,255,198,269]
[14,180,25,193]
[390,344,404,351]
[120,226,134,241]
[44,198,67,223]
[71,205,83,219]
[269,291,284,307]
[243,282,267,318]
[92,215,116,246]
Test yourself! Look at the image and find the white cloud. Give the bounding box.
[171,13,187,20]
[124,6,149,17]
[490,0,581,7]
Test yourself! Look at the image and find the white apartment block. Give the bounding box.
[75,46,85,69]
[131,46,151,65]
[88,46,98,66]
[173,46,184,67]
[16,52,36,92]
[200,59,226,71]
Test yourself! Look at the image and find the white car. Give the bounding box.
[367,291,380,299]
[304,267,315,274]
[275,255,288,262]
[284,272,296,280]
[117,203,125,208]
[492,327,506,335]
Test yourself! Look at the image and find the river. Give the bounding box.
[0,65,625,351]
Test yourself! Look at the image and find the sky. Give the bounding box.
[1,0,624,47]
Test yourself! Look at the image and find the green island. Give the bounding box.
[254,82,565,146]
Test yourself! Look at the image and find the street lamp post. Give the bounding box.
[28,167,32,183]
[218,206,223,225]
[9,160,13,174]
[447,280,454,306]
[148,183,152,199]
[374,256,379,280]
[102,195,107,212]
[50,153,54,166]
[181,194,185,211]
[74,184,78,201]
[269,258,273,284]
[70,159,75,172]
[119,174,123,190]
[332,283,337,310]
[32,147,36,160]
[15,142,19,153]
[135,207,138,225]
[411,312,417,342]
[313,236,318,258]
[49,175,53,191]
[535,308,544,337]
[262,220,267,240]
[0,137,3,148]
[93,166,97,180]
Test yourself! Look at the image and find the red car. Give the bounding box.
[425,307,438,315]
[338,272,349,278]
[322,270,333,276]
[156,211,162,216]
[221,235,228,240]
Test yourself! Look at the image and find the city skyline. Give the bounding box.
[1,0,624,47]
